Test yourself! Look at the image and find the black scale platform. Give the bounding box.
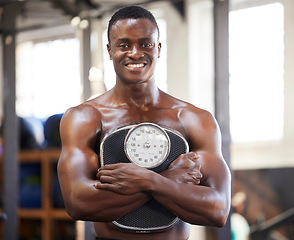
[100,123,189,232]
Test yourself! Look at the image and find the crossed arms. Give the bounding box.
[57,104,231,227]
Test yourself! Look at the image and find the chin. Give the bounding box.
[121,75,153,85]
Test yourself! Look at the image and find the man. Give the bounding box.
[58,5,231,240]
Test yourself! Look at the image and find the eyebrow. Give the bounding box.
[139,37,153,42]
[117,38,131,42]
[116,37,153,42]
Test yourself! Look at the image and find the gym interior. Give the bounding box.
[0,0,293,239]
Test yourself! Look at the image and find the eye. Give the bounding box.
[118,43,130,49]
[142,43,153,48]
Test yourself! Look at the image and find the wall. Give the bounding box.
[152,0,214,113]
[283,0,294,159]
[187,0,214,113]
[164,3,190,102]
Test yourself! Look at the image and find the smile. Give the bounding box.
[125,63,146,69]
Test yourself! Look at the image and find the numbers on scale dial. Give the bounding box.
[125,124,170,168]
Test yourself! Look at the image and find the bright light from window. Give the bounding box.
[16,38,81,119]
[229,3,284,142]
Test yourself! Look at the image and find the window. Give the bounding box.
[16,38,81,119]
[229,3,284,142]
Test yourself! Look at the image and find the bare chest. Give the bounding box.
[99,106,186,138]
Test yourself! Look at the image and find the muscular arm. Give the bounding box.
[96,107,231,227]
[57,105,149,222]
[148,108,231,226]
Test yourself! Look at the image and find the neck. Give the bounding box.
[113,79,160,108]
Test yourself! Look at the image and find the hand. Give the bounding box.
[95,163,151,195]
[162,152,203,185]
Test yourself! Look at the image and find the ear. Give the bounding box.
[107,43,112,60]
[157,42,162,58]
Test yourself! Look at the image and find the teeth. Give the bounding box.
[127,63,144,68]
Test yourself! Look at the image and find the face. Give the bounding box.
[107,18,161,85]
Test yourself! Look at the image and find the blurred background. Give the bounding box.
[0,0,293,239]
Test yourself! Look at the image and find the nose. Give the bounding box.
[127,46,144,59]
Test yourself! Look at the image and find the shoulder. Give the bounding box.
[61,102,102,127]
[61,90,114,124]
[60,101,103,147]
[165,93,217,129]
[180,105,220,149]
[167,98,221,151]
[159,91,218,133]
[180,104,218,131]
[160,91,210,115]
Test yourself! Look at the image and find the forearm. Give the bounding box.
[147,172,229,227]
[63,178,150,221]
[94,156,227,225]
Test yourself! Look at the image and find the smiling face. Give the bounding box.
[107,18,161,85]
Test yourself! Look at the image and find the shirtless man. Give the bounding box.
[57,6,231,240]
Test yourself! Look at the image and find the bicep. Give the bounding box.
[193,123,229,189]
[58,106,101,181]
[197,151,231,195]
[58,147,98,184]
[182,108,231,190]
[189,114,231,210]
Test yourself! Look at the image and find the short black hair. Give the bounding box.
[107,5,160,43]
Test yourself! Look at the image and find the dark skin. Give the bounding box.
[57,18,231,240]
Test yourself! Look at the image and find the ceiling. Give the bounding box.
[0,0,184,33]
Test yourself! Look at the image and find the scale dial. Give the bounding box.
[124,123,170,168]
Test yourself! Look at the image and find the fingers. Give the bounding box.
[94,171,124,192]
[187,152,201,171]
[99,163,124,171]
[95,170,116,190]
[96,163,126,179]
[183,152,202,168]
[168,152,202,180]
[95,181,106,189]
[189,170,203,185]
[187,152,200,162]
[180,152,200,163]
[99,175,116,184]
[194,170,203,181]
[96,168,112,179]
[94,181,116,192]
[170,152,200,168]
[191,175,201,185]
[185,152,203,184]
[193,161,201,170]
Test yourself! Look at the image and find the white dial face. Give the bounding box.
[125,123,170,168]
